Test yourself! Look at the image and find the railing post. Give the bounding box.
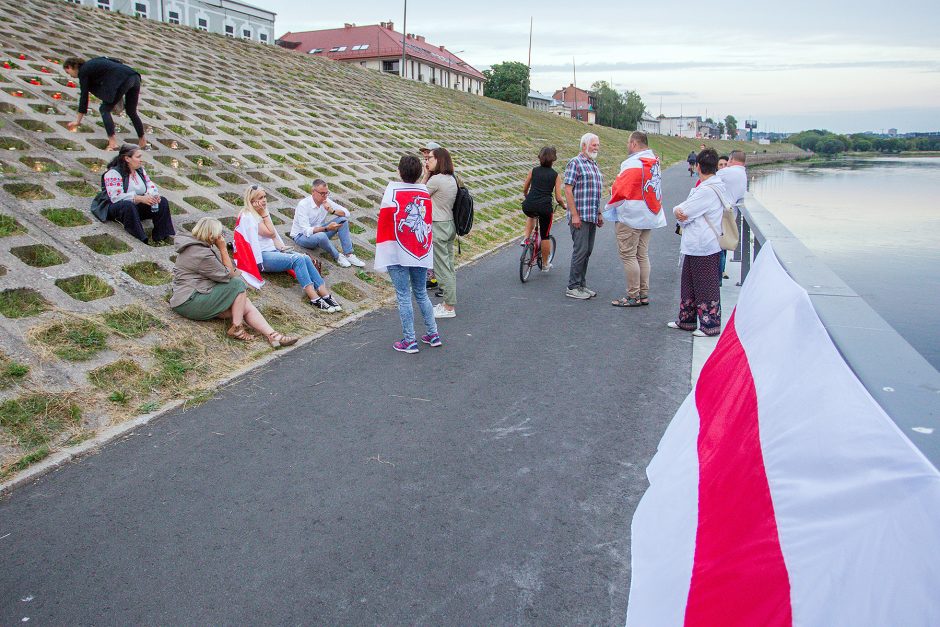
[732,210,744,261]
[738,217,752,285]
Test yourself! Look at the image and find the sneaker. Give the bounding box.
[421,332,442,347]
[666,321,683,330]
[582,286,597,297]
[692,329,717,337]
[434,289,444,298]
[322,294,343,312]
[433,303,456,318]
[336,254,352,268]
[541,263,553,273]
[566,287,591,300]
[345,253,366,267]
[311,297,340,313]
[393,338,419,353]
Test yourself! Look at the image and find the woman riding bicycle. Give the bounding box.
[522,146,567,271]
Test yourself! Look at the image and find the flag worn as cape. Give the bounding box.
[602,148,666,230]
[374,181,433,272]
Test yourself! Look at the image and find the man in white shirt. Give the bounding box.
[290,179,365,268]
[716,150,747,279]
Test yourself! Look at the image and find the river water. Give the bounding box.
[749,156,940,371]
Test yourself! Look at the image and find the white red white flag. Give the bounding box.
[626,242,940,626]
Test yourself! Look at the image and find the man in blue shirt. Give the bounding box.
[563,133,605,299]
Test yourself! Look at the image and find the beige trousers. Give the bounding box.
[615,223,651,298]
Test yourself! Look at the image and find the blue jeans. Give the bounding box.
[386,265,437,343]
[294,218,353,260]
[260,250,324,290]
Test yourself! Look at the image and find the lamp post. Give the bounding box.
[400,0,407,78]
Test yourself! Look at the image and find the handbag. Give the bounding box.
[89,190,110,222]
[704,186,739,251]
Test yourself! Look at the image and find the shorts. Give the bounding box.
[523,209,553,238]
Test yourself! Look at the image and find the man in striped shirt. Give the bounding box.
[563,133,605,299]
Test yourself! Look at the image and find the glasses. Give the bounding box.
[312,189,329,197]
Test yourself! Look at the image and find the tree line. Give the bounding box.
[788,129,940,154]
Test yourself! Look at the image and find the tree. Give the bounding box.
[483,61,529,106]
[589,81,646,131]
[717,122,725,137]
[725,115,738,139]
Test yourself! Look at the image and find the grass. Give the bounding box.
[0,352,30,389]
[10,243,68,267]
[0,136,29,150]
[101,304,163,338]
[187,173,219,187]
[56,180,99,197]
[218,172,246,185]
[55,274,115,301]
[149,340,205,388]
[14,118,53,132]
[151,176,188,191]
[0,445,50,480]
[0,288,51,318]
[3,182,54,200]
[352,244,374,261]
[80,234,132,255]
[277,186,304,200]
[32,319,108,361]
[184,196,220,212]
[45,137,81,150]
[0,213,26,236]
[19,156,62,172]
[0,392,81,449]
[218,191,242,206]
[42,207,92,227]
[88,359,145,404]
[123,261,172,285]
[332,281,364,301]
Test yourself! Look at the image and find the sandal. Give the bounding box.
[266,331,299,348]
[639,294,650,306]
[227,323,255,342]
[611,297,643,307]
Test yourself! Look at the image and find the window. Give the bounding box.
[134,2,147,18]
[225,25,234,37]
[381,60,399,74]
[97,0,110,9]
[168,10,180,24]
[197,17,208,31]
[329,46,347,52]
[259,33,268,43]
[242,29,251,39]
[351,44,369,51]
[308,48,323,54]
[65,0,81,4]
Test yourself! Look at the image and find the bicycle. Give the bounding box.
[519,210,557,283]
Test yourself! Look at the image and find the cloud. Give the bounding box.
[530,59,940,73]
[648,91,697,97]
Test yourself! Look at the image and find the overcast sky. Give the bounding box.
[268,0,940,134]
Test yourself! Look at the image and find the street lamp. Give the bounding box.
[400,0,407,78]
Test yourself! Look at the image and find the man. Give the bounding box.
[563,133,604,299]
[604,131,666,307]
[420,141,442,159]
[63,56,147,151]
[716,150,747,279]
[290,179,366,267]
[687,150,697,177]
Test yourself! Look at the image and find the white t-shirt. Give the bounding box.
[239,211,281,254]
[717,164,747,209]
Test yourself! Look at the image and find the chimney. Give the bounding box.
[439,45,445,51]
[344,23,355,29]
[380,21,394,30]
[416,35,425,43]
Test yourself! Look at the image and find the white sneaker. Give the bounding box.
[336,254,352,268]
[433,303,456,318]
[541,263,552,273]
[582,286,597,297]
[345,253,366,267]
[666,321,682,330]
[566,287,590,300]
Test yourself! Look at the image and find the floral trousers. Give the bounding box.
[677,252,721,336]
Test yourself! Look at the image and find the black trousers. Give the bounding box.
[100,74,144,138]
[108,198,175,243]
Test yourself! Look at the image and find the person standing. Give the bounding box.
[687,150,697,177]
[564,133,604,299]
[63,56,147,151]
[423,147,458,319]
[667,148,730,337]
[716,149,747,280]
[604,132,666,307]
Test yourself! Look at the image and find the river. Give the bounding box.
[749,155,940,371]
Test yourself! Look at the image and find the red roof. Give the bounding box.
[278,24,485,80]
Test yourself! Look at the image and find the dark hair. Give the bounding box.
[629,131,649,147]
[697,148,719,175]
[538,146,557,168]
[106,143,142,177]
[63,56,85,71]
[398,154,422,183]
[719,155,729,162]
[429,147,454,176]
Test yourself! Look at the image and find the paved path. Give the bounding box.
[1,165,698,625]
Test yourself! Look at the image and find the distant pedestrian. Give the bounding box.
[422,147,459,318]
[521,146,567,272]
[604,132,666,307]
[64,56,147,151]
[375,155,441,353]
[716,150,747,280]
[687,150,697,177]
[667,148,731,337]
[563,133,605,299]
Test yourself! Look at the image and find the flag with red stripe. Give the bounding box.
[374,181,432,272]
[627,242,940,626]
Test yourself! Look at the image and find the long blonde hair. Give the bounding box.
[241,185,265,220]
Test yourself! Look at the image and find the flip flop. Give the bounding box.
[611,297,643,307]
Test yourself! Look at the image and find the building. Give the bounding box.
[552,84,596,124]
[698,120,719,139]
[276,22,485,95]
[547,99,571,118]
[639,111,660,135]
[658,115,702,138]
[526,90,552,111]
[61,0,276,44]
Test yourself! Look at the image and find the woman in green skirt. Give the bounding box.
[170,217,298,348]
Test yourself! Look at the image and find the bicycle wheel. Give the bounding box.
[519,243,534,282]
[548,236,557,265]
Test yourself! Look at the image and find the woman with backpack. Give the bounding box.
[423,147,458,319]
[96,143,175,244]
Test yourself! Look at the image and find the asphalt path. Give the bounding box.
[1,164,697,625]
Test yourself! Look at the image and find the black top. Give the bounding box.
[522,166,558,213]
[77,57,140,114]
[687,151,698,163]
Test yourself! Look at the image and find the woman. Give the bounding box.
[235,186,341,313]
[64,56,147,151]
[170,217,297,348]
[96,144,175,244]
[667,148,730,337]
[521,146,567,272]
[375,154,441,353]
[422,147,458,319]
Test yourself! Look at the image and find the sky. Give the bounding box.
[267,0,940,134]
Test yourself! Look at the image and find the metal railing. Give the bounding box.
[738,194,940,468]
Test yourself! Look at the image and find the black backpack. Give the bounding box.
[451,174,474,236]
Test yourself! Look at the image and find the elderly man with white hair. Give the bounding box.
[563,132,605,299]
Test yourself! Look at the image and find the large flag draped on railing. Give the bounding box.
[626,243,940,626]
